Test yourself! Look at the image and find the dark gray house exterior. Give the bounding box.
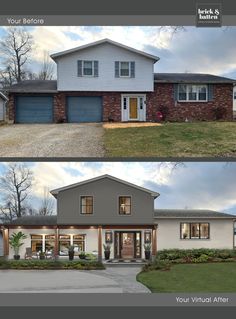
[0,175,235,260]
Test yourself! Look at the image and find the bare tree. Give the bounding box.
[38,187,55,216]
[37,51,55,80]
[0,27,34,84]
[0,163,34,221]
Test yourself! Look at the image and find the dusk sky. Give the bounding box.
[0,26,236,79]
[0,162,235,215]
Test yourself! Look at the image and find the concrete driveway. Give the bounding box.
[0,123,105,157]
[0,267,149,293]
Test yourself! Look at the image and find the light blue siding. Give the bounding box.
[16,96,53,123]
[67,97,102,123]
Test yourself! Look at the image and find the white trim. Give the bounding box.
[121,94,146,121]
[119,61,131,78]
[178,84,208,102]
[82,60,95,77]
[51,38,159,62]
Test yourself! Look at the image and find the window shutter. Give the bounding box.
[77,60,82,77]
[94,61,99,77]
[130,61,135,78]
[208,84,214,101]
[115,61,119,78]
[173,84,178,101]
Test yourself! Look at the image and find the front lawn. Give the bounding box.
[104,122,236,157]
[137,263,236,292]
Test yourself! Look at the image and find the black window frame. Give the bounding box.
[180,222,210,240]
[119,196,131,215]
[80,196,94,215]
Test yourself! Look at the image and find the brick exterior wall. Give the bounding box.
[147,83,233,122]
[8,83,233,122]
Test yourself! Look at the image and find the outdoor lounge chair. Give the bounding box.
[24,247,38,259]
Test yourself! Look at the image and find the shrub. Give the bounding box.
[156,249,236,264]
[0,259,105,270]
[142,259,171,272]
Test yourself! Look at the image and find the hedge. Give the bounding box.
[0,259,105,270]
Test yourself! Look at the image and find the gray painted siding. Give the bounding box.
[0,231,3,256]
[57,177,154,225]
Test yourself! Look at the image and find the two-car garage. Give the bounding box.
[15,95,103,123]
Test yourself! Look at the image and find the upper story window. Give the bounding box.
[180,223,210,239]
[119,196,131,215]
[77,60,99,77]
[115,61,135,78]
[178,84,207,102]
[80,196,93,214]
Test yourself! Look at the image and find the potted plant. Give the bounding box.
[79,251,86,259]
[68,246,74,261]
[9,231,27,260]
[39,251,46,260]
[103,244,111,260]
[144,243,151,260]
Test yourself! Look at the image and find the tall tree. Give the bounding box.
[37,51,55,80]
[38,187,55,216]
[0,163,34,221]
[0,27,34,84]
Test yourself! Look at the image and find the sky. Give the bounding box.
[0,26,236,78]
[0,162,235,215]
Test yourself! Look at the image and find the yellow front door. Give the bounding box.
[129,98,138,119]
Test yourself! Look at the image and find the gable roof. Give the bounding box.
[154,73,235,84]
[7,80,58,93]
[50,174,160,199]
[0,91,8,100]
[3,215,57,226]
[50,38,159,63]
[154,209,235,219]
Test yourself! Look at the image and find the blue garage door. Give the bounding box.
[67,97,102,123]
[16,96,53,123]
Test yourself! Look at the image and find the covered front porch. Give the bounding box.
[0,224,158,262]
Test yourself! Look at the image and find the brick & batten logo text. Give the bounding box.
[196,3,222,27]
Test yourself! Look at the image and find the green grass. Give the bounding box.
[137,263,236,292]
[104,122,236,157]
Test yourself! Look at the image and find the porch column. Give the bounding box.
[3,228,9,257]
[54,227,59,258]
[98,226,102,262]
[152,225,157,257]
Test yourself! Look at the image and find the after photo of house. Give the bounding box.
[0,26,236,157]
[0,161,236,293]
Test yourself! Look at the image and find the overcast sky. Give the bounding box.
[0,162,235,215]
[0,26,236,78]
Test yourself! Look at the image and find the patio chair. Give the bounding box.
[24,247,38,259]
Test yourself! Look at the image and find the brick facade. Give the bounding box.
[8,83,233,123]
[147,83,233,122]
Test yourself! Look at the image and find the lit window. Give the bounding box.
[31,234,43,253]
[81,196,93,214]
[119,196,131,215]
[180,223,210,239]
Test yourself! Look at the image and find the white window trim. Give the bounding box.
[82,60,95,77]
[178,84,208,102]
[119,61,131,78]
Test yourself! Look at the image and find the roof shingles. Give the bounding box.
[154,209,235,218]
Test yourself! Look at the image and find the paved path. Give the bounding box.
[0,123,105,157]
[0,267,149,293]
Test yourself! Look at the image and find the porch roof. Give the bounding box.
[3,215,57,226]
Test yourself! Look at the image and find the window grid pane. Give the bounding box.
[119,196,131,215]
[120,62,130,77]
[180,223,209,239]
[81,196,93,214]
[83,61,93,76]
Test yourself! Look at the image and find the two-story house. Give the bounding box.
[7,38,235,123]
[0,175,235,260]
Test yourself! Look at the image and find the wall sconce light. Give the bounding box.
[144,230,152,243]
[105,231,113,243]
